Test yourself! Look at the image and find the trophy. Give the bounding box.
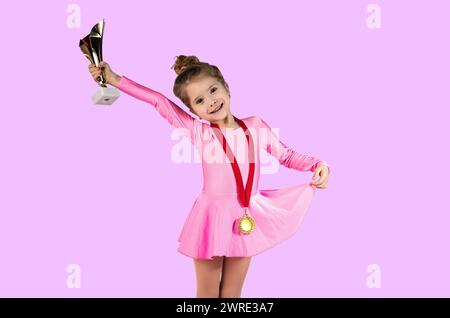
[79,19,120,105]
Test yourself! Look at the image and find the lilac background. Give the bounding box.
[0,0,449,297]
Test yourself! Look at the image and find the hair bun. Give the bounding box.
[171,55,201,75]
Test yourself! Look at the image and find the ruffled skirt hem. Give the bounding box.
[177,182,316,260]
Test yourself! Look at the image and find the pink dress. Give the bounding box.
[117,76,330,260]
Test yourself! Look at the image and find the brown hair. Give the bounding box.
[171,55,230,110]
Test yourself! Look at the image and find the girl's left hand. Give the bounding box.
[310,164,330,189]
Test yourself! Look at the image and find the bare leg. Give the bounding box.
[219,256,252,298]
[193,256,224,298]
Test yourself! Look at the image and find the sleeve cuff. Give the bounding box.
[116,75,127,89]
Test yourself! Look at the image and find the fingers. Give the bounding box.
[87,64,102,80]
[310,181,327,189]
[310,174,328,188]
[316,179,328,188]
[311,176,325,184]
[318,178,328,187]
[310,180,323,186]
[89,61,108,69]
[310,170,323,184]
[87,62,111,83]
[92,69,102,79]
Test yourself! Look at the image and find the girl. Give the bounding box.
[87,55,330,298]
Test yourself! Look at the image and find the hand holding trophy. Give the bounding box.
[79,19,120,105]
[88,61,120,87]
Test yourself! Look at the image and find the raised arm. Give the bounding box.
[116,75,196,139]
[257,116,330,173]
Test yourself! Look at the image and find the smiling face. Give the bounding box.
[185,75,231,123]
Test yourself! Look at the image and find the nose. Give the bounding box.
[209,99,220,111]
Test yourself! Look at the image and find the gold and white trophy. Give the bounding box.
[79,19,120,105]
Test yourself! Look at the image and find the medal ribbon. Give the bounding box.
[211,117,255,209]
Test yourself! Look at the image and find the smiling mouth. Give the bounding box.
[210,102,224,114]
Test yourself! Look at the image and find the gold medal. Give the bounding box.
[238,208,256,235]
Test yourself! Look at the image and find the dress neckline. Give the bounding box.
[210,116,243,132]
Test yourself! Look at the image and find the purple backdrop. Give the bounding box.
[0,0,449,297]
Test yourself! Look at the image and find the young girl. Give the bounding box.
[88,55,330,298]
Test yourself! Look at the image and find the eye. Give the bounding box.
[195,87,217,104]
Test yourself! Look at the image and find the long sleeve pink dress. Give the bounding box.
[117,76,330,260]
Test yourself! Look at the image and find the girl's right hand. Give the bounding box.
[88,61,121,87]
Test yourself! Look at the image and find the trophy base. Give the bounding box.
[92,86,120,105]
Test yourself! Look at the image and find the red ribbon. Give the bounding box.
[211,117,255,209]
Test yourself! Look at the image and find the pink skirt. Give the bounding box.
[177,182,317,260]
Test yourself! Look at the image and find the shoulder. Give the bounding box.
[241,115,263,128]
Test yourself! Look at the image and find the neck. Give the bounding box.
[212,113,237,129]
